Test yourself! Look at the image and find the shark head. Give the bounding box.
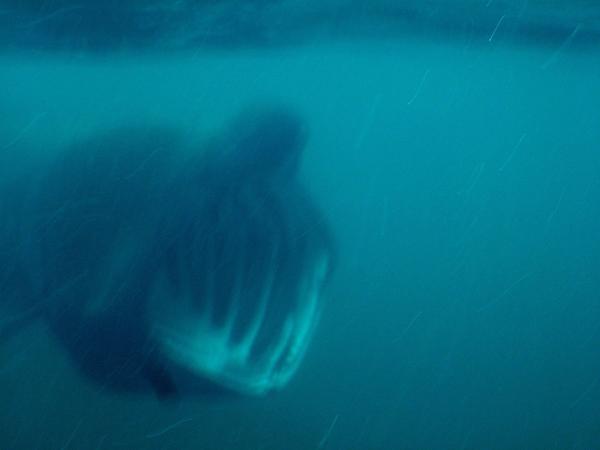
[146,107,334,396]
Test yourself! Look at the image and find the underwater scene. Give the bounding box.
[1,1,599,449]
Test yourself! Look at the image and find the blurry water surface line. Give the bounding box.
[0,0,599,51]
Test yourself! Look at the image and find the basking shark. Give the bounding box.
[0,107,335,398]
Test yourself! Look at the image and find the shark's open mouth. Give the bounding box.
[149,253,329,396]
[147,183,333,396]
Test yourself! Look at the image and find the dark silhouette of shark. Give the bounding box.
[0,106,335,399]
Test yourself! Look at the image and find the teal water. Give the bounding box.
[1,17,600,450]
